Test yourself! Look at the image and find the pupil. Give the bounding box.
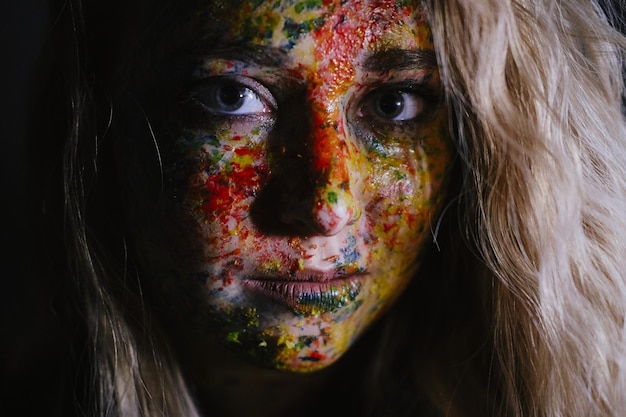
[218,84,245,109]
[377,92,404,118]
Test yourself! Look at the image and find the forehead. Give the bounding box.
[195,0,432,51]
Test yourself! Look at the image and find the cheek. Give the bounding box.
[191,150,267,218]
[368,165,427,255]
[166,125,271,245]
[366,131,452,257]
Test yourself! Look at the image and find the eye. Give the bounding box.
[193,78,275,116]
[364,90,424,121]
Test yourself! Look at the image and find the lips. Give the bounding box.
[244,269,366,315]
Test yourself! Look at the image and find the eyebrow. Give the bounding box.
[197,45,289,67]
[196,45,437,73]
[362,48,438,72]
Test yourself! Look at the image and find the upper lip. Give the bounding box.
[246,267,367,282]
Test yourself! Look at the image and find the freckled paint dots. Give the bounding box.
[283,17,326,47]
[340,234,360,265]
[144,0,454,373]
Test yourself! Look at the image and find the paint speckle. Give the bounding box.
[227,332,241,343]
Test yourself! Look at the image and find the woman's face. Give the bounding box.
[121,0,453,372]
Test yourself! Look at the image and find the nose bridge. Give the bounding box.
[308,101,349,190]
[305,95,360,236]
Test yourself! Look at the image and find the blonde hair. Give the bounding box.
[60,0,626,416]
[423,0,626,415]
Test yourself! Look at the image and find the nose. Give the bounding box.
[310,157,359,236]
[280,106,361,236]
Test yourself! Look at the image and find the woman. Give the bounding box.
[30,0,626,416]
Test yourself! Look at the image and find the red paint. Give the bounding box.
[203,173,231,215]
[201,165,267,218]
[234,147,255,156]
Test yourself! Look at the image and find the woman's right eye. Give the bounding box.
[193,78,275,116]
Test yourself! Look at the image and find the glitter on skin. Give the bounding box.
[122,0,454,373]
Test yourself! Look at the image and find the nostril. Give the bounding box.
[349,205,361,225]
[278,198,318,234]
[277,189,358,237]
[279,211,307,228]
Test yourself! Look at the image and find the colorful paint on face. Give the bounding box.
[122,0,453,372]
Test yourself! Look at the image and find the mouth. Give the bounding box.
[244,270,366,315]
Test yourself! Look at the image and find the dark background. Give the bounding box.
[0,1,624,416]
[0,1,68,415]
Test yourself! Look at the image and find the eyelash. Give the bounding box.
[188,76,434,129]
[190,76,276,117]
[357,87,430,124]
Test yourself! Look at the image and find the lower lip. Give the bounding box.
[244,277,364,315]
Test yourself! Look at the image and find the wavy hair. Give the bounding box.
[58,0,626,416]
[421,0,626,416]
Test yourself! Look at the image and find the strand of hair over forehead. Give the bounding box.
[425,0,626,416]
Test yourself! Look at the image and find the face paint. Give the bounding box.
[121,0,453,372]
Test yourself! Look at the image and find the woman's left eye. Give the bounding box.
[193,78,274,116]
[363,89,425,121]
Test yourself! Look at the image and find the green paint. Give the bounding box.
[205,134,220,147]
[221,328,289,369]
[223,160,233,174]
[296,283,361,314]
[210,150,223,164]
[333,299,363,323]
[227,332,241,343]
[282,16,326,45]
[294,335,317,349]
[327,191,338,204]
[181,131,219,148]
[294,0,323,13]
[243,307,260,327]
[394,171,407,181]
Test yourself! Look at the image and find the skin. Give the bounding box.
[120,0,452,381]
